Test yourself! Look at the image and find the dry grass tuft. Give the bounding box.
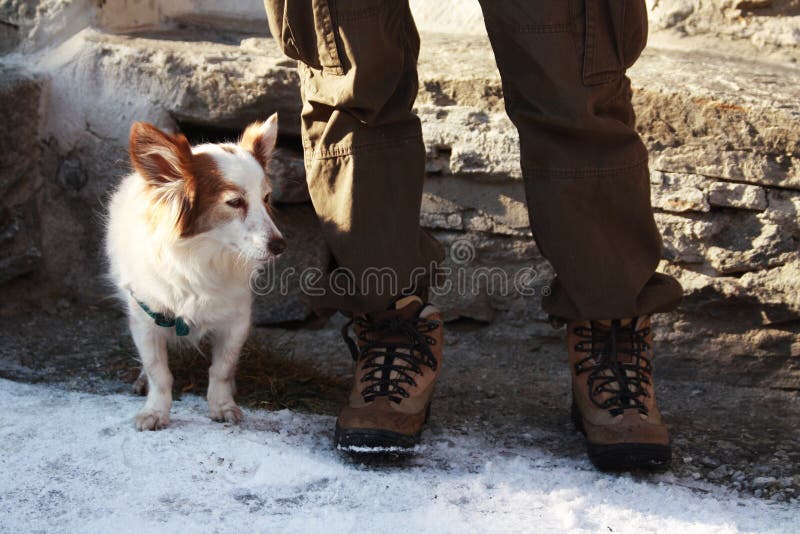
[127,339,349,415]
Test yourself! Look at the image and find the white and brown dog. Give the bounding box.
[106,114,285,431]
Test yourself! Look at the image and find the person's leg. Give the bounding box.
[479,0,681,321]
[479,0,681,470]
[264,0,444,451]
[264,0,443,314]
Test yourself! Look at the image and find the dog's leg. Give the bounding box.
[130,317,173,430]
[207,311,249,424]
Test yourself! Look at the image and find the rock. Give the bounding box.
[630,45,800,192]
[753,476,778,487]
[658,210,797,275]
[0,0,37,53]
[428,231,549,323]
[708,465,729,480]
[650,172,710,213]
[418,105,520,179]
[656,213,718,264]
[0,247,41,285]
[763,190,800,229]
[738,261,800,323]
[704,217,795,275]
[268,148,309,204]
[250,204,329,325]
[708,182,767,211]
[646,0,800,50]
[0,66,44,287]
[422,176,530,237]
[0,20,20,54]
[647,0,696,30]
[408,0,486,36]
[0,66,42,208]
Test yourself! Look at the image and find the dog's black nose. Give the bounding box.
[268,237,287,256]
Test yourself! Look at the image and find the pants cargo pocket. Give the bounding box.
[264,0,343,74]
[582,0,648,85]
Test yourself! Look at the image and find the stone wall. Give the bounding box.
[0,0,798,388]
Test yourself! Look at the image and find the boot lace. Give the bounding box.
[342,315,439,403]
[573,318,653,417]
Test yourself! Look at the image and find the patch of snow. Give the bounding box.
[0,379,797,533]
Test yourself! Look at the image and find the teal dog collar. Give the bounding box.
[134,297,190,337]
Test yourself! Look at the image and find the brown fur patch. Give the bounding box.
[240,122,271,169]
[181,153,244,237]
[129,123,249,239]
[129,122,193,182]
[130,123,196,238]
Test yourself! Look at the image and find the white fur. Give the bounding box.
[106,116,282,430]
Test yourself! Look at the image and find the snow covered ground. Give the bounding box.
[0,378,797,533]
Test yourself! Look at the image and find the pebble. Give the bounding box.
[708,466,729,480]
[752,476,778,487]
[700,456,721,468]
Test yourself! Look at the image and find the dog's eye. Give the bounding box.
[263,193,271,204]
[226,198,245,209]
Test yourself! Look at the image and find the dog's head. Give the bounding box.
[129,114,286,263]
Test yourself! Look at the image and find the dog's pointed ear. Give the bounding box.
[240,113,278,170]
[129,122,193,186]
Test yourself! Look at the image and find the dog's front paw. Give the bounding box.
[209,403,244,424]
[135,409,170,431]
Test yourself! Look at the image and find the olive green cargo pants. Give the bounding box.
[264,0,683,320]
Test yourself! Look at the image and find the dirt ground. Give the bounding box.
[0,302,798,503]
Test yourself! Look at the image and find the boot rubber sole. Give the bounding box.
[334,403,431,454]
[571,401,671,472]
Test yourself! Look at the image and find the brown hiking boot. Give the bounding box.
[567,316,671,471]
[334,296,443,452]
